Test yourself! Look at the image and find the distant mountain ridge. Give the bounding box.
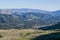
[0,9,60,29]
[0,9,49,14]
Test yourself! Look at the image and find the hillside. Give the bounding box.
[39,22,60,30]
[0,9,60,29]
[0,29,60,40]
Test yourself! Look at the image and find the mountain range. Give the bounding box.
[0,9,60,29]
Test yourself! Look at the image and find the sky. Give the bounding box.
[0,0,60,11]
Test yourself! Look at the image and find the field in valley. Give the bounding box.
[0,29,60,40]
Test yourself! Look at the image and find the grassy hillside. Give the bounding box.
[0,29,60,40]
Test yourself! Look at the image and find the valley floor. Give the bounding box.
[0,29,60,40]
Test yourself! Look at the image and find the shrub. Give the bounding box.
[0,34,3,38]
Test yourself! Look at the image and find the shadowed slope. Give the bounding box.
[39,22,60,30]
[32,32,60,40]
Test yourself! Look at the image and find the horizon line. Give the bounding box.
[0,8,59,11]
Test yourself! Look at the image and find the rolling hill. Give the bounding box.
[0,9,60,29]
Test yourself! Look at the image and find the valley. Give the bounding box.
[0,9,60,40]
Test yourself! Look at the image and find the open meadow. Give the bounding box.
[0,29,60,40]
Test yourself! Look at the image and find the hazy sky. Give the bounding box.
[0,0,60,11]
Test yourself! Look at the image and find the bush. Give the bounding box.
[0,34,3,38]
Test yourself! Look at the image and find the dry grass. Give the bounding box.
[0,29,59,40]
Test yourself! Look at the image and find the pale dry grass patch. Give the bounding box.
[0,29,59,40]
